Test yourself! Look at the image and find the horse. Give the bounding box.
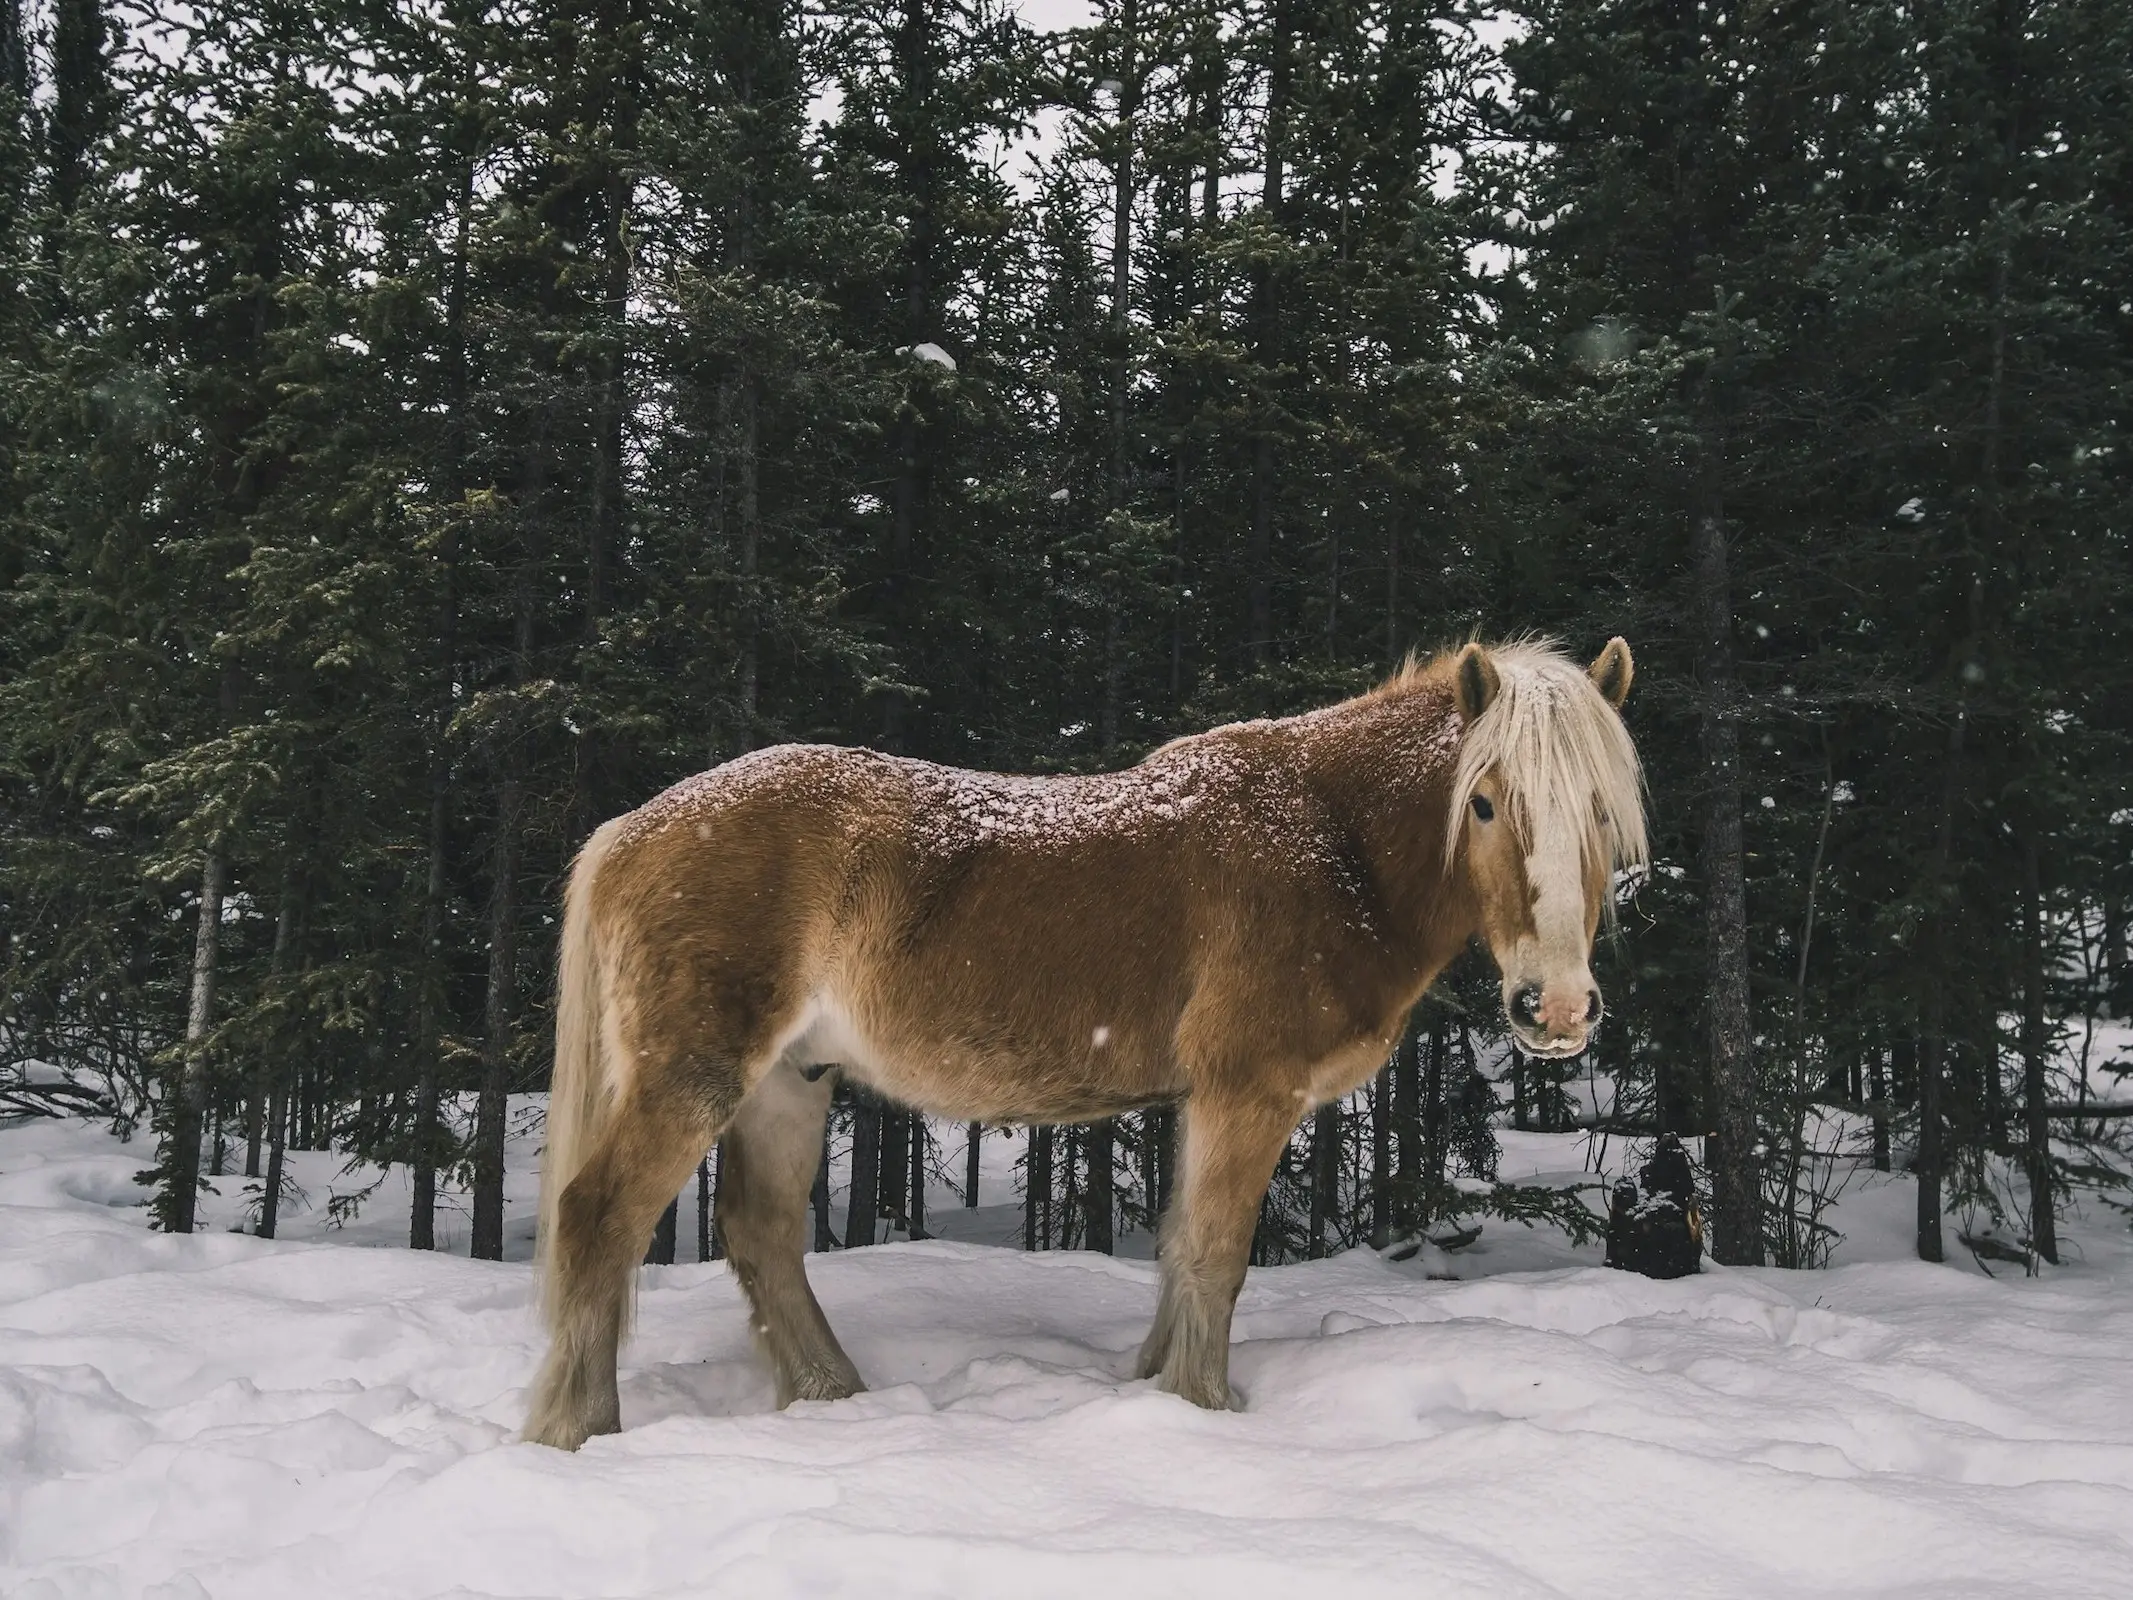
[524,637,1645,1450]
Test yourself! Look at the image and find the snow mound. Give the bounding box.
[5,1119,2133,1598]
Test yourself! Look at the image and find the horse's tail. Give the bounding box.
[537,815,627,1323]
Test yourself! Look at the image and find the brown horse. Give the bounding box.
[525,638,1645,1450]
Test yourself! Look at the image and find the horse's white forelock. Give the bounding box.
[1442,640,1649,889]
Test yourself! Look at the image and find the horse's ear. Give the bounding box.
[1454,644,1500,721]
[1588,637,1634,708]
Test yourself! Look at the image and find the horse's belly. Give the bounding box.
[787,991,1175,1124]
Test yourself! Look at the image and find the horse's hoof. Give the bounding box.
[523,1414,594,1451]
[779,1362,865,1406]
[522,1387,621,1450]
[1156,1369,1239,1412]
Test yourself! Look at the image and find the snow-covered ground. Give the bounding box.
[6,1108,2133,1599]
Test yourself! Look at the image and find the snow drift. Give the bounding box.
[4,1115,2133,1599]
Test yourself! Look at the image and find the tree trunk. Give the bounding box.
[572,41,636,842]
[1369,1060,1391,1248]
[880,1107,908,1231]
[1308,1101,1338,1258]
[414,112,473,1250]
[470,770,522,1261]
[2104,898,2127,1017]
[813,1126,837,1251]
[1394,1018,1420,1230]
[2020,837,2058,1264]
[1141,1106,1174,1225]
[1059,1125,1082,1248]
[255,859,300,1241]
[1099,8,1137,748]
[1084,1118,1113,1253]
[1424,1013,1449,1225]
[1870,1048,1891,1172]
[471,543,534,1261]
[879,0,937,754]
[1245,0,1292,671]
[1915,1022,1947,1263]
[164,845,226,1234]
[736,374,761,747]
[1025,1124,1052,1250]
[646,1197,677,1265]
[965,1121,982,1206]
[1692,495,1762,1266]
[697,1156,713,1263]
[844,1093,880,1248]
[1916,690,1972,1267]
[909,1115,929,1239]
[257,1071,288,1240]
[409,751,450,1250]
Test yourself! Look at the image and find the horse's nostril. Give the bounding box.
[1510,985,1542,1026]
[1586,990,1603,1024]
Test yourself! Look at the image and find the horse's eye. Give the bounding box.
[1470,794,1495,823]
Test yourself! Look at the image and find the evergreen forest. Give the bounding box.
[3,0,2129,1273]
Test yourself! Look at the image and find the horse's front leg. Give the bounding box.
[1135,1089,1298,1410]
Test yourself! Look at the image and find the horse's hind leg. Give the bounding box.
[1135,1090,1296,1410]
[718,1061,865,1406]
[526,1076,727,1450]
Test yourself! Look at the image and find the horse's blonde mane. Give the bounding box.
[1438,639,1648,882]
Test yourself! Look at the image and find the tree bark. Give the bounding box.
[470,526,535,1261]
[880,0,937,753]
[572,22,637,842]
[1142,1105,1174,1223]
[1025,1124,1052,1250]
[965,1121,982,1206]
[412,113,474,1248]
[409,747,451,1250]
[1692,494,1762,1265]
[1424,1013,1449,1224]
[646,1197,677,1265]
[1369,1060,1391,1248]
[1099,5,1137,750]
[257,1069,288,1240]
[909,1115,929,1239]
[880,1106,908,1231]
[1084,1118,1113,1253]
[736,374,761,747]
[844,1093,880,1248]
[469,767,521,1261]
[1393,1018,1420,1230]
[1245,0,1293,670]
[2019,837,2058,1264]
[1308,1101,1338,1258]
[166,657,244,1233]
[165,846,226,1234]
[813,1126,837,1251]
[2104,899,2127,1017]
[1916,686,1972,1266]
[1870,1048,1892,1172]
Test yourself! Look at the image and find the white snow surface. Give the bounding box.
[6,1111,2133,1599]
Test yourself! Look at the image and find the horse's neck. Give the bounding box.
[1288,689,1474,957]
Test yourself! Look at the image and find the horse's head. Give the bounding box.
[1447,639,1646,1059]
